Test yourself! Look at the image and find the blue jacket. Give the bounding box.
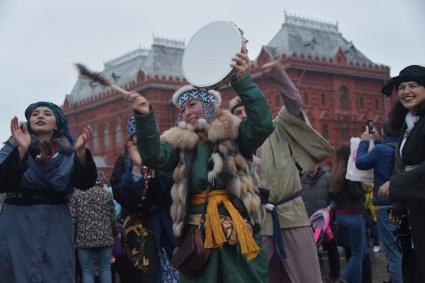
[355,136,399,205]
[0,141,97,282]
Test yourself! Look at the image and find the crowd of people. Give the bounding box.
[0,47,424,283]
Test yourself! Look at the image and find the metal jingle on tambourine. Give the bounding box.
[182,21,244,89]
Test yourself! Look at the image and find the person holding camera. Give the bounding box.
[355,119,403,283]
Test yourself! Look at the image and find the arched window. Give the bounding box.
[339,87,349,109]
[375,98,380,110]
[92,131,98,152]
[322,124,329,139]
[303,92,309,105]
[359,96,364,108]
[115,126,122,146]
[320,93,326,106]
[103,128,109,150]
[340,122,349,141]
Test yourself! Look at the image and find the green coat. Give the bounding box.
[135,75,273,282]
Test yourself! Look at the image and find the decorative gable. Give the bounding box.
[335,48,347,65]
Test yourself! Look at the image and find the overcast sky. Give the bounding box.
[1,0,424,142]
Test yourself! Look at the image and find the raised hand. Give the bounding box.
[75,125,93,164]
[231,52,251,81]
[261,60,281,75]
[360,126,379,141]
[260,60,289,82]
[127,139,142,168]
[10,116,31,160]
[125,92,151,115]
[360,126,372,141]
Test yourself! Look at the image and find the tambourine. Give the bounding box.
[182,21,245,89]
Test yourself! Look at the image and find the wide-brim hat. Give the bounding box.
[382,65,425,96]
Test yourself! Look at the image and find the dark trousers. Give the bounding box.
[402,248,419,283]
[322,238,341,280]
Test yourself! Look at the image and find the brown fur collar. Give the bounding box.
[160,109,241,149]
[159,109,264,238]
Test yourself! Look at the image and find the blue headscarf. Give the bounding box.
[24,101,74,144]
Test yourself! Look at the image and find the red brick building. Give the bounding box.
[63,13,391,175]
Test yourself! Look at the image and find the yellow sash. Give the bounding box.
[191,190,260,261]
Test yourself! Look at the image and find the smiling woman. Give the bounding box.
[28,106,58,141]
[379,65,425,282]
[125,52,274,282]
[397,81,425,111]
[0,101,97,282]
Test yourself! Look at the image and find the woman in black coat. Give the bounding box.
[379,65,425,282]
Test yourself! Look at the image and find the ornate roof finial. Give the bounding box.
[104,48,149,68]
[153,35,185,49]
[284,11,339,33]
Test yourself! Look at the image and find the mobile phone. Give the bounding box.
[367,120,374,133]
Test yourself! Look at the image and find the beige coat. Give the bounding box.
[259,107,334,235]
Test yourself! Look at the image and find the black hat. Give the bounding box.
[382,65,425,96]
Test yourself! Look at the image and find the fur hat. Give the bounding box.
[172,85,222,109]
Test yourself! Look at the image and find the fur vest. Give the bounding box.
[161,110,264,237]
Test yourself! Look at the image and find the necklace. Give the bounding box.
[140,166,155,201]
[36,143,58,161]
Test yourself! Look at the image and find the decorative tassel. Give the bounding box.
[192,190,260,261]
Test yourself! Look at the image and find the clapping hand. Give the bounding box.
[75,125,93,164]
[10,116,31,160]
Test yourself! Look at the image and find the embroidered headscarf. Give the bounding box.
[228,96,243,114]
[127,116,136,137]
[25,101,74,144]
[172,85,222,124]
